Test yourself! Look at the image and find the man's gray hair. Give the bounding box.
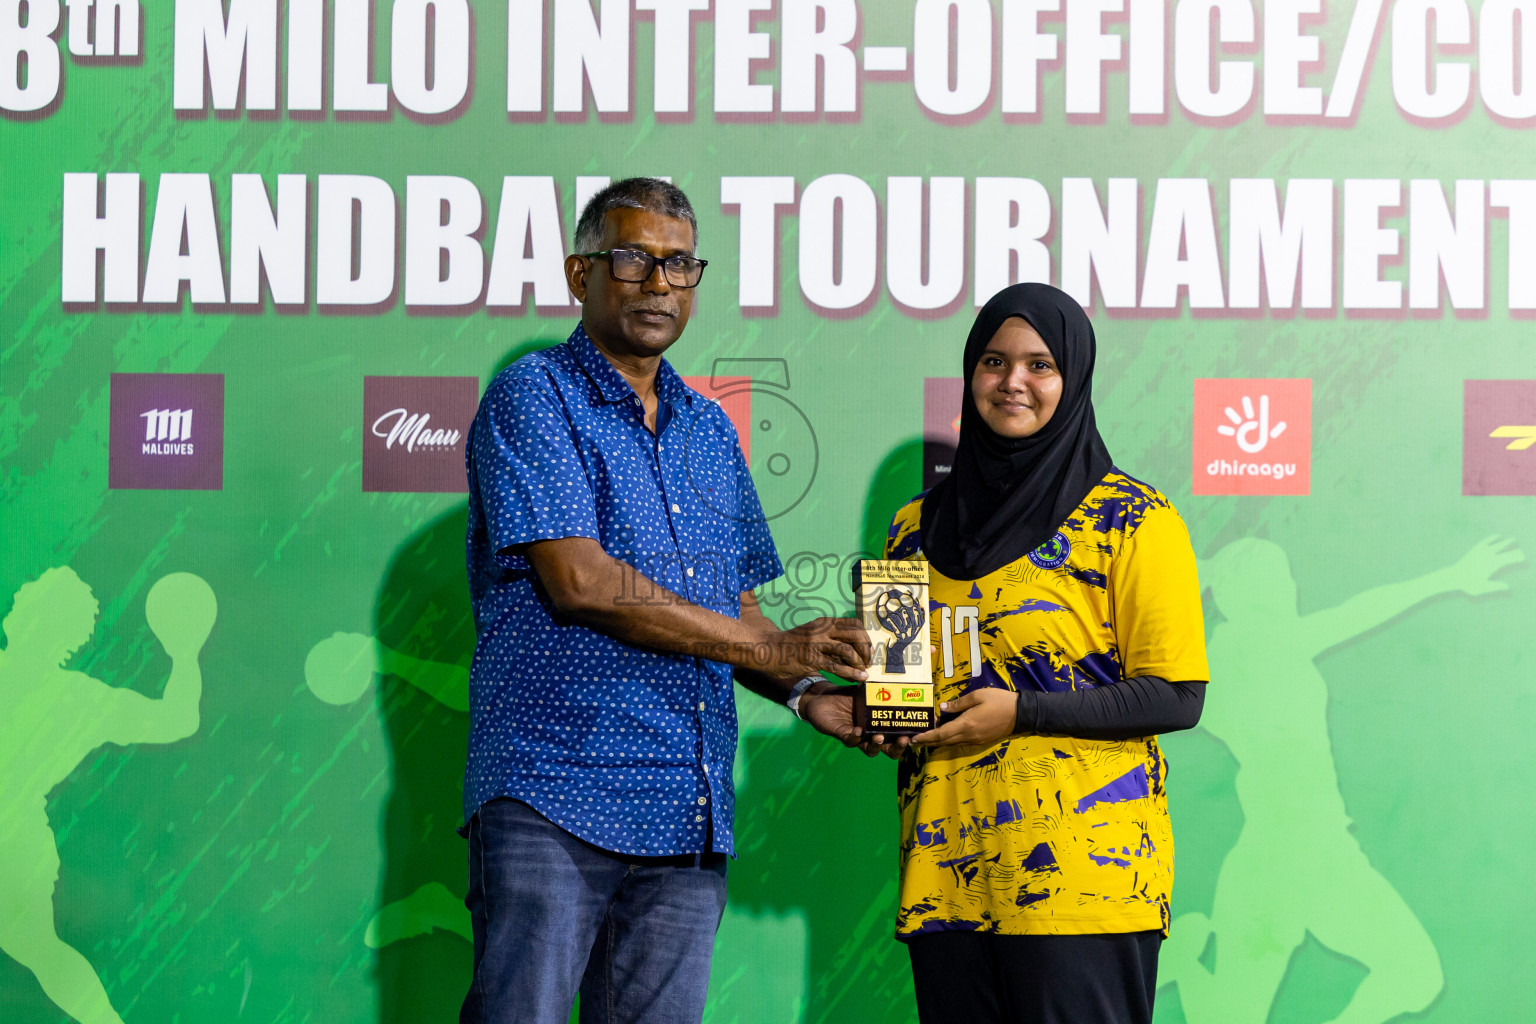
[573,177,698,254]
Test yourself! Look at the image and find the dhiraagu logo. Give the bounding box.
[1217,394,1286,452]
[1194,379,1312,496]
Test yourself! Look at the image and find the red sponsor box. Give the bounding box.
[1463,380,1536,495]
[682,376,752,461]
[1193,379,1311,496]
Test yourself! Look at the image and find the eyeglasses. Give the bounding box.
[579,248,709,288]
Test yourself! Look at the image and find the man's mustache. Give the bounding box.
[624,302,678,317]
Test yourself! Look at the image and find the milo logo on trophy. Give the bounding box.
[851,560,935,735]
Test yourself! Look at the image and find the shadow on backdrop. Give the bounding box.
[364,334,563,1023]
[724,438,935,1024]
[299,505,482,1023]
[297,396,942,1023]
[368,504,478,1024]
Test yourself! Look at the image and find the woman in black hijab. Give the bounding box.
[920,282,1114,581]
[872,284,1210,1024]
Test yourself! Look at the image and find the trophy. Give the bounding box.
[851,559,935,735]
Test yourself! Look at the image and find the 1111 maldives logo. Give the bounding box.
[109,373,224,490]
[140,408,195,455]
[1193,379,1311,496]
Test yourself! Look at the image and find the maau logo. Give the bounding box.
[371,409,463,453]
[363,376,478,493]
[109,374,224,490]
[1193,379,1311,496]
[1463,381,1536,495]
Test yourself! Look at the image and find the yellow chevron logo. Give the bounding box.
[1490,426,1536,451]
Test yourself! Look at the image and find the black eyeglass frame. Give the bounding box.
[577,248,709,288]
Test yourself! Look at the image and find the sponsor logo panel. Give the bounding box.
[109,373,224,490]
[362,376,478,493]
[923,377,964,491]
[685,359,818,523]
[682,375,752,460]
[1463,380,1536,495]
[1193,379,1311,496]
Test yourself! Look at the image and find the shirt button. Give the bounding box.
[671,503,681,513]
[698,701,706,711]
[697,796,707,805]
[695,814,704,822]
[685,566,695,577]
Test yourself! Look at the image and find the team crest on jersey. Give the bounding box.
[1028,532,1072,570]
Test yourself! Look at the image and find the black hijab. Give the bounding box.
[919,283,1114,581]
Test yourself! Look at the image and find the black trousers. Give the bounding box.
[907,929,1162,1024]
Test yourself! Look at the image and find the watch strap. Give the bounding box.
[785,676,822,719]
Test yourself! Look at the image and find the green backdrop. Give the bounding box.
[4,2,1534,1022]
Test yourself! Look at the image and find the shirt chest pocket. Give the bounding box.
[678,422,744,524]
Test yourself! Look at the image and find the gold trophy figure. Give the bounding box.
[851,560,935,734]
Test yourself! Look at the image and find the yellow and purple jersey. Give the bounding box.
[886,470,1208,938]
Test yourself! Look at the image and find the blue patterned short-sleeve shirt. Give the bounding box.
[464,324,782,857]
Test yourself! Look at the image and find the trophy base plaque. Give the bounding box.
[851,559,935,736]
[855,680,937,736]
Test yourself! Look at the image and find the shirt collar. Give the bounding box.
[569,323,696,412]
[654,357,693,410]
[569,324,633,403]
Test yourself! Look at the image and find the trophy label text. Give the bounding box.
[852,560,929,586]
[861,682,935,732]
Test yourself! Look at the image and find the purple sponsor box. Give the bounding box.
[923,377,964,491]
[109,373,224,490]
[363,376,478,493]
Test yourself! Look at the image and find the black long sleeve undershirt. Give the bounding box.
[1013,676,1205,741]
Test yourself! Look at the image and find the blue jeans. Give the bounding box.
[459,798,728,1024]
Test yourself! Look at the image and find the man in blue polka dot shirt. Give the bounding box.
[460,178,872,1024]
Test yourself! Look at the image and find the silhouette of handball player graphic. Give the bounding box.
[0,567,216,1024]
[1160,535,1522,1024]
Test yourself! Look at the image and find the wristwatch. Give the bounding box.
[785,676,822,720]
